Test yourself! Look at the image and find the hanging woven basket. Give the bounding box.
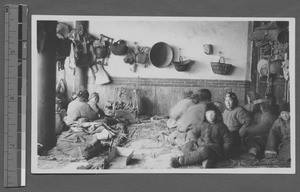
[210,57,233,75]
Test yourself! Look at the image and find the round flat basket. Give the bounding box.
[149,42,173,68]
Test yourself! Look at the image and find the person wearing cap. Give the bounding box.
[88,92,105,118]
[222,92,252,154]
[265,102,291,161]
[170,103,233,168]
[65,89,99,125]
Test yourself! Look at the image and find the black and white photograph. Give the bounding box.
[31,16,295,174]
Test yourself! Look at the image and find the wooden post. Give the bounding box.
[37,21,57,150]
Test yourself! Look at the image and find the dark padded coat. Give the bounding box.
[265,117,290,153]
[180,121,233,166]
[223,106,252,146]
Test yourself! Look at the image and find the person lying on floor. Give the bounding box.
[167,89,214,146]
[170,103,233,168]
[264,102,291,162]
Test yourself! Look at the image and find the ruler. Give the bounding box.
[4,4,27,187]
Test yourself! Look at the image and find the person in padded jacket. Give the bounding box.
[170,103,233,168]
[265,102,291,162]
[239,99,279,160]
[65,89,99,125]
[222,92,252,154]
[167,89,212,146]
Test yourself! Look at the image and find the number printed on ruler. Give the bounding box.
[4,4,27,188]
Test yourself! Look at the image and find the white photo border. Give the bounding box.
[31,15,296,174]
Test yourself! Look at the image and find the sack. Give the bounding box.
[123,48,148,65]
[56,131,103,160]
[249,29,288,43]
[56,23,72,70]
[94,40,109,59]
[110,40,128,55]
[75,46,93,68]
[95,47,107,58]
[123,52,135,64]
[57,39,71,58]
[68,30,94,68]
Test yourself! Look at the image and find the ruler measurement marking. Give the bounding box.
[4,4,27,188]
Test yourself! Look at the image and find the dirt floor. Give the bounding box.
[37,117,291,171]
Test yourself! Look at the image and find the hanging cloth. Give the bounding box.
[95,65,110,85]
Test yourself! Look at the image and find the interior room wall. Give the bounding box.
[87,19,251,80]
[56,18,252,115]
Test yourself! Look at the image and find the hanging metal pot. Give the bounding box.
[149,42,174,68]
[269,59,284,75]
[257,59,284,77]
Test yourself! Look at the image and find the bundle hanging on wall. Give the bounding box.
[110,40,129,55]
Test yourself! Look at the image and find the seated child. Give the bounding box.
[265,102,291,161]
[170,103,233,168]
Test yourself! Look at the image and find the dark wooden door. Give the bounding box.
[249,21,289,106]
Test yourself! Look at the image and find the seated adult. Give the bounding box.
[250,93,279,124]
[167,89,213,146]
[222,92,252,155]
[65,89,99,125]
[58,89,112,159]
[88,92,106,118]
[167,91,199,128]
[239,100,278,160]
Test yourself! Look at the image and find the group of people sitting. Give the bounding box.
[55,86,122,159]
[55,83,112,142]
[55,82,291,167]
[167,89,291,168]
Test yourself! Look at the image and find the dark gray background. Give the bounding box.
[0,0,299,191]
